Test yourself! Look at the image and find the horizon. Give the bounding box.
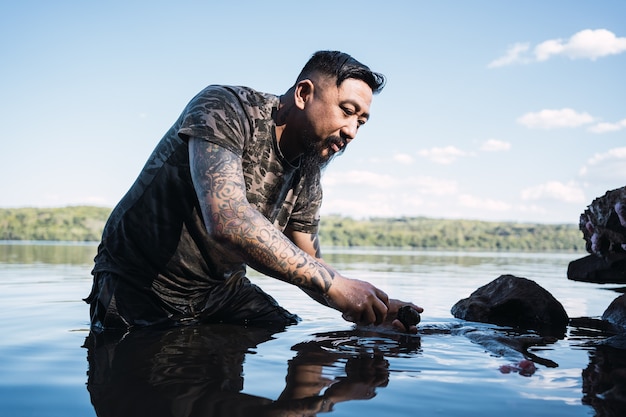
[0,205,587,226]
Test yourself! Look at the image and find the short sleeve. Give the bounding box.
[177,85,251,156]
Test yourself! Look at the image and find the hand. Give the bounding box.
[324,275,390,325]
[388,299,423,334]
[323,354,389,402]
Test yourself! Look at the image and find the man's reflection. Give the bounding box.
[84,324,421,417]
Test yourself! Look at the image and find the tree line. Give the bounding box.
[0,206,110,242]
[318,215,584,251]
[0,206,585,252]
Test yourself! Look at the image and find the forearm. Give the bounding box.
[216,200,335,295]
[189,138,334,296]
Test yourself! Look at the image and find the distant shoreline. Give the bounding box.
[0,206,585,252]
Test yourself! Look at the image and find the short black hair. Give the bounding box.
[296,51,386,94]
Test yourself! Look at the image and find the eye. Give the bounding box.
[341,105,355,116]
[341,104,367,128]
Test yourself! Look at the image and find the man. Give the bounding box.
[85,51,422,333]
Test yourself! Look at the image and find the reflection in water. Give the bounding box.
[322,248,575,272]
[84,324,421,417]
[0,241,97,265]
[582,339,626,416]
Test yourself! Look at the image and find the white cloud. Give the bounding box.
[489,29,626,67]
[535,29,626,61]
[322,193,397,218]
[393,153,414,165]
[323,170,394,188]
[320,172,585,222]
[405,176,458,196]
[520,181,586,204]
[579,147,626,182]
[588,118,626,133]
[458,194,512,211]
[487,42,530,68]
[323,170,458,196]
[587,147,626,166]
[417,145,467,164]
[534,39,565,62]
[517,108,595,129]
[480,139,511,152]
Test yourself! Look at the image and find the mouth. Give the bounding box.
[328,137,347,155]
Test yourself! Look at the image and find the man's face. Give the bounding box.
[300,77,373,166]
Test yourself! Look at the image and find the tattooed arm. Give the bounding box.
[283,226,338,307]
[285,226,424,332]
[188,137,390,325]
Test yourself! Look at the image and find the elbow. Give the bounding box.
[203,201,255,248]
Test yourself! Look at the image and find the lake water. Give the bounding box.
[1,242,624,416]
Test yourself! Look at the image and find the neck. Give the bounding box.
[273,88,301,163]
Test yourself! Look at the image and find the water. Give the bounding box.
[1,242,624,416]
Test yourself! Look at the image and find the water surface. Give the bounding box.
[0,242,624,416]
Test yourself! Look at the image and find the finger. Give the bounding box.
[375,288,390,308]
[359,306,376,326]
[401,301,424,313]
[392,319,418,334]
[391,319,405,331]
[342,312,356,323]
[401,302,424,314]
[373,298,388,325]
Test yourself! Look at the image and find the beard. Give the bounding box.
[299,134,347,186]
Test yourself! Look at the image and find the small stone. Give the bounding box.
[397,305,421,330]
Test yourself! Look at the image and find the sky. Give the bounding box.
[1,0,625,224]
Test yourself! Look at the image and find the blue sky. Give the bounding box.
[1,1,625,224]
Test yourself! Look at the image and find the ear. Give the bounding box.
[294,79,314,110]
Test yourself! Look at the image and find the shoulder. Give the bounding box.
[185,85,277,121]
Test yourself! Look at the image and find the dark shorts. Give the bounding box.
[84,271,300,332]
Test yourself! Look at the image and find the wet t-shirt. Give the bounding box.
[92,85,322,318]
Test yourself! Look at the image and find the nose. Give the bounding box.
[341,119,359,141]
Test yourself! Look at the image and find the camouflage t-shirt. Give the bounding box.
[92,85,322,316]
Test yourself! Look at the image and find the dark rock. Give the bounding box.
[571,187,626,283]
[603,294,626,332]
[396,305,421,331]
[579,186,626,256]
[568,253,626,284]
[451,274,569,337]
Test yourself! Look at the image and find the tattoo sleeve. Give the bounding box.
[311,233,323,259]
[189,138,334,294]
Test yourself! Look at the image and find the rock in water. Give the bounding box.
[396,305,421,331]
[567,253,626,284]
[451,274,568,337]
[568,186,626,284]
[579,186,626,256]
[603,294,626,333]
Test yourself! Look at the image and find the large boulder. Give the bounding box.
[451,275,568,336]
[570,186,626,284]
[579,186,626,256]
[603,294,626,333]
[568,253,626,284]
